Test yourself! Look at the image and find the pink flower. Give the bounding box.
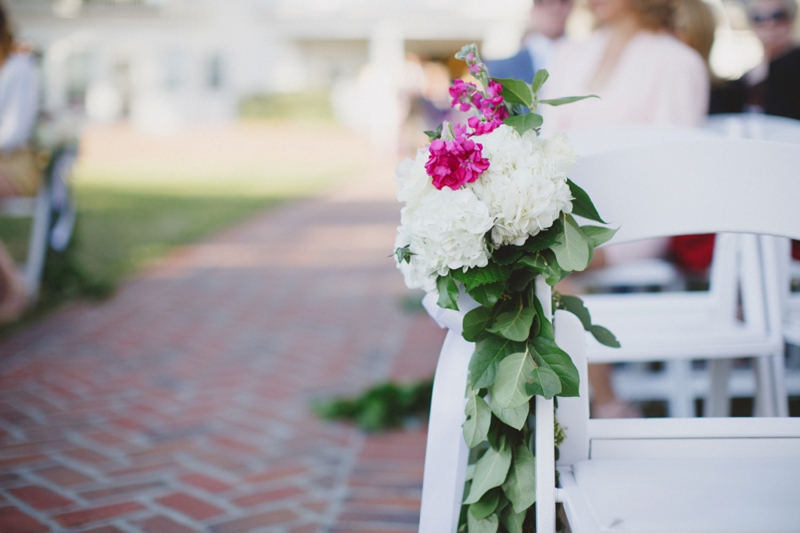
[449,80,477,112]
[425,135,491,190]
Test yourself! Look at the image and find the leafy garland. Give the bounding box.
[396,45,619,533]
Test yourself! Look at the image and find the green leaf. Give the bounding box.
[525,365,562,399]
[500,505,526,533]
[486,307,535,342]
[531,69,549,95]
[539,94,598,106]
[504,114,543,136]
[530,337,580,397]
[580,225,618,248]
[518,250,565,286]
[463,392,492,448]
[590,324,621,348]
[467,510,499,533]
[451,263,513,291]
[494,78,533,107]
[463,446,513,504]
[424,123,443,141]
[436,275,460,311]
[559,294,591,330]
[490,401,529,430]
[533,296,555,340]
[521,219,563,253]
[551,214,591,272]
[567,178,606,224]
[489,351,535,409]
[501,445,537,514]
[492,245,525,266]
[467,281,505,309]
[463,306,493,342]
[469,335,524,389]
[470,489,500,520]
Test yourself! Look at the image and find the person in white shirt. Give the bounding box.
[0,5,40,322]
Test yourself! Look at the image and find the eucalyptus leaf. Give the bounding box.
[489,351,535,409]
[467,510,499,533]
[500,505,526,533]
[468,281,505,309]
[463,306,493,342]
[470,489,500,520]
[539,94,598,106]
[525,365,562,399]
[501,445,536,514]
[580,225,619,248]
[463,392,492,448]
[463,446,513,504]
[567,179,606,224]
[492,245,525,266]
[531,69,549,95]
[559,294,592,330]
[551,214,591,272]
[494,78,533,107]
[590,324,621,348]
[469,335,524,389]
[486,306,535,342]
[530,337,580,397]
[518,251,565,286]
[451,262,513,291]
[504,114,543,136]
[533,296,555,340]
[521,219,562,253]
[436,275,460,310]
[490,401,529,430]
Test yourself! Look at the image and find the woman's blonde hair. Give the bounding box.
[674,0,717,64]
[628,0,676,30]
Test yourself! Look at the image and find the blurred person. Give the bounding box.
[712,0,800,119]
[0,3,40,322]
[542,0,709,418]
[485,0,574,81]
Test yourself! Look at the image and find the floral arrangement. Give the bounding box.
[393,45,618,533]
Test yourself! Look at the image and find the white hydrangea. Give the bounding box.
[468,125,576,246]
[393,125,577,291]
[395,186,493,292]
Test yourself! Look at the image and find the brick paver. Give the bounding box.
[0,175,445,531]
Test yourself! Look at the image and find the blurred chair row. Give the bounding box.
[570,114,800,418]
[0,146,77,302]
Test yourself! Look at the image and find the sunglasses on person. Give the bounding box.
[749,9,790,23]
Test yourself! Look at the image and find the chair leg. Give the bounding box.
[754,356,777,417]
[707,359,732,417]
[666,360,694,417]
[419,330,473,533]
[21,185,52,300]
[770,352,789,417]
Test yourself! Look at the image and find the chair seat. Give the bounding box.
[563,456,800,533]
[582,292,779,362]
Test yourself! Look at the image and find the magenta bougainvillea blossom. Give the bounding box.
[425,135,490,191]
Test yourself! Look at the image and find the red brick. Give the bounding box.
[140,515,199,533]
[55,501,145,527]
[289,524,320,533]
[0,454,50,468]
[212,436,260,454]
[0,506,49,533]
[34,465,93,487]
[245,464,308,484]
[80,481,164,501]
[85,431,128,447]
[81,527,127,533]
[156,492,224,521]
[210,509,300,533]
[62,448,113,465]
[8,485,75,510]
[179,472,232,493]
[233,487,305,508]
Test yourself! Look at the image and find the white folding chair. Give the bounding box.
[0,147,77,301]
[531,137,800,533]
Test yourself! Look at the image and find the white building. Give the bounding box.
[7,0,532,142]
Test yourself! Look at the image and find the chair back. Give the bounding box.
[705,113,800,144]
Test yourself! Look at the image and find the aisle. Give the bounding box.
[0,176,445,533]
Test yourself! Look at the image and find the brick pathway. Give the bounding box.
[0,177,445,532]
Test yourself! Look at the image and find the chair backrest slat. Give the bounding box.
[568,139,800,244]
